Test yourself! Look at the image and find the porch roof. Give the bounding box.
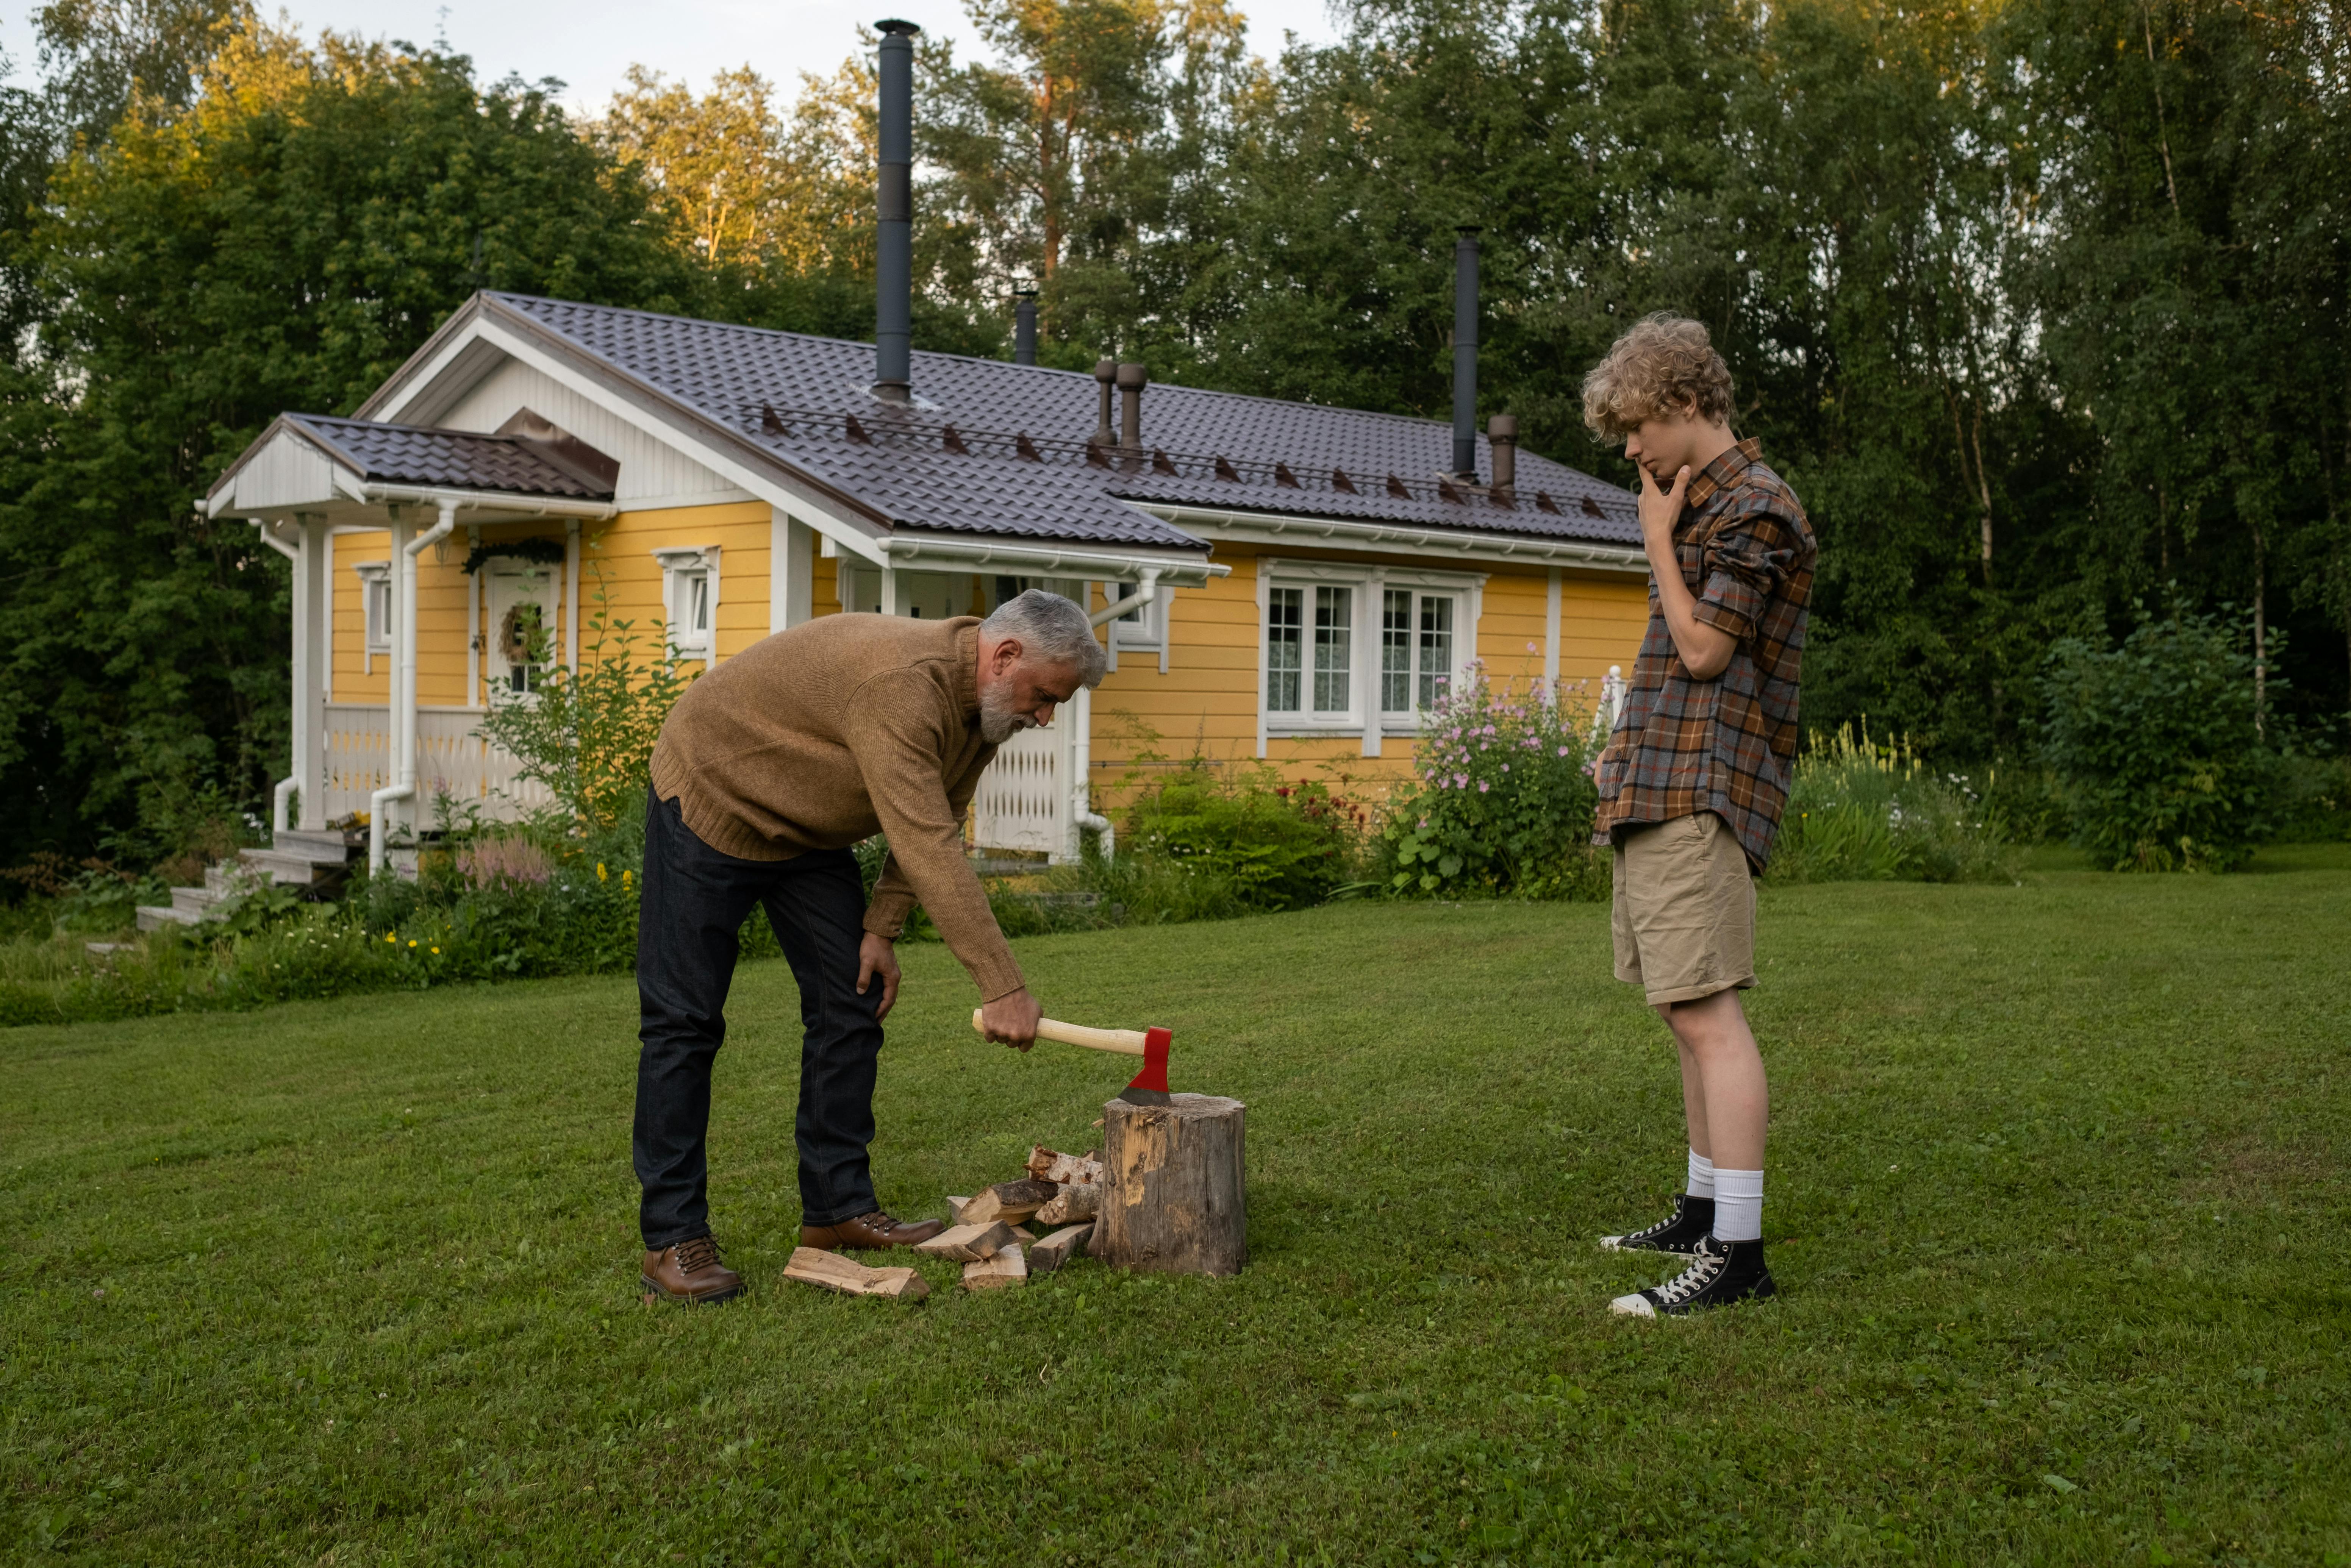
[205,412,619,523]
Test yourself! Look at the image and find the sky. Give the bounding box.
[0,0,1343,112]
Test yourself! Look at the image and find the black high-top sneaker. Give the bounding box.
[1608,1235,1774,1317]
[1598,1193,1715,1254]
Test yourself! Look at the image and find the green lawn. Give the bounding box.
[6,850,2349,1565]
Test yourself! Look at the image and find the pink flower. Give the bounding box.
[1557,745,1570,756]
[1477,780,1490,792]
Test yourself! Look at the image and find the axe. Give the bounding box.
[970,1008,1173,1106]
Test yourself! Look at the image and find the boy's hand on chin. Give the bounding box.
[1638,462,1692,555]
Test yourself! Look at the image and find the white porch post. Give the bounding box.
[1359,567,1385,759]
[770,511,813,632]
[1544,567,1562,697]
[564,518,582,668]
[879,564,900,618]
[294,514,331,831]
[464,524,481,705]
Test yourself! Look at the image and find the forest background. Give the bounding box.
[0,0,2343,869]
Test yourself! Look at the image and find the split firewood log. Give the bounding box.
[780,1246,929,1301]
[960,1244,1027,1290]
[913,1221,1013,1262]
[960,1179,1057,1225]
[1028,1224,1091,1273]
[945,1195,971,1223]
[1026,1146,1106,1185]
[1033,1183,1101,1226]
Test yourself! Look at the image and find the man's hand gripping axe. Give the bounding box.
[970,1009,1173,1106]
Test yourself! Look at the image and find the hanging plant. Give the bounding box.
[460,538,568,575]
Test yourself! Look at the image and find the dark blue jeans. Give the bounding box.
[633,788,885,1247]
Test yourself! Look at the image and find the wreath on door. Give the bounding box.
[499,602,545,667]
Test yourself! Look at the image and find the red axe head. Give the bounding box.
[1118,1026,1173,1106]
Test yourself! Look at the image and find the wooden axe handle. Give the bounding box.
[970,1008,1147,1057]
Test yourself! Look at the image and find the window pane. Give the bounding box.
[1266,587,1302,711]
[1382,589,1412,711]
[689,573,710,633]
[1313,586,1351,712]
[1417,594,1454,709]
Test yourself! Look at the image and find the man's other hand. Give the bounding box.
[856,932,901,1021]
[979,988,1043,1051]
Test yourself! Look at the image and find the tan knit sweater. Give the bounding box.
[647,614,1023,1001]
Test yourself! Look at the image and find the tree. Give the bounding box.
[0,22,698,866]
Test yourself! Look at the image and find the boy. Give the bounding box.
[1581,314,1817,1317]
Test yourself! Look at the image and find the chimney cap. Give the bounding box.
[875,17,921,34]
[1013,285,1038,298]
[1094,359,1117,382]
[1115,362,1148,389]
[1487,414,1518,439]
[1455,223,1483,236]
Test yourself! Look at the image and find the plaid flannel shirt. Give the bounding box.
[1593,438,1817,872]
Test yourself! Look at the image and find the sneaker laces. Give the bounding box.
[674,1234,723,1275]
[1651,1243,1727,1306]
[1623,1196,1690,1244]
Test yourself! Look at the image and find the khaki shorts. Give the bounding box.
[1611,811,1757,1006]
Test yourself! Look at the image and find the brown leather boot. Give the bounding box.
[799,1211,947,1251]
[640,1234,745,1304]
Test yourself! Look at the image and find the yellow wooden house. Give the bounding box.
[202,289,1648,883]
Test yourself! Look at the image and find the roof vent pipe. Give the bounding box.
[1117,362,1147,458]
[1091,359,1116,447]
[872,19,920,402]
[1452,226,1481,480]
[1487,414,1517,495]
[1013,289,1038,365]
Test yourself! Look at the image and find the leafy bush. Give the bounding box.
[1769,725,2022,884]
[474,585,694,833]
[1377,667,1606,898]
[2272,753,2351,843]
[1121,761,1365,911]
[2039,612,2283,871]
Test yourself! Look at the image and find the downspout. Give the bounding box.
[253,520,301,832]
[1071,568,1156,861]
[369,501,457,873]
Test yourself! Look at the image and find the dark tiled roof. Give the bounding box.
[488,294,1640,553]
[289,414,613,500]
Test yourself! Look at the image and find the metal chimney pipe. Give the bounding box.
[1013,289,1038,365]
[1091,359,1116,447]
[1487,413,1518,495]
[1116,362,1147,454]
[873,20,920,401]
[1452,228,1481,479]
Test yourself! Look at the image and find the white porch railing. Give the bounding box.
[972,722,1068,856]
[321,704,554,825]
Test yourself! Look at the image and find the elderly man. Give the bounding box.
[633,588,1105,1304]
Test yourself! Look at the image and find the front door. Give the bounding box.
[485,562,559,698]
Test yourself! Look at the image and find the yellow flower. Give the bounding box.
[596,862,608,882]
[621,869,633,887]
[430,946,441,955]
[385,933,396,944]
[407,940,417,949]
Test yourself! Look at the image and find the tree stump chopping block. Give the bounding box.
[1097,1094,1247,1276]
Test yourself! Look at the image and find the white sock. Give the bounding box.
[1713,1168,1763,1242]
[1685,1149,1716,1201]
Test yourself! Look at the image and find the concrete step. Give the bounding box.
[272,827,361,861]
[239,847,347,887]
[170,884,227,918]
[135,904,197,932]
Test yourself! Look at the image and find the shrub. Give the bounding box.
[1769,725,2021,884]
[1377,667,1606,897]
[2039,612,2283,871]
[1122,761,1365,911]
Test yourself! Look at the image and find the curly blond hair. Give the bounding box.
[1580,313,1734,439]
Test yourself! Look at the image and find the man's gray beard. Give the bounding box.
[979,687,1035,744]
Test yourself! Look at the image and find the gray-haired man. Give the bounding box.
[632,589,1105,1303]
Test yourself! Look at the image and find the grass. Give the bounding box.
[5,848,2349,1565]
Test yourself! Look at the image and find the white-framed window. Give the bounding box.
[1257,559,1481,745]
[354,560,391,667]
[653,547,721,660]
